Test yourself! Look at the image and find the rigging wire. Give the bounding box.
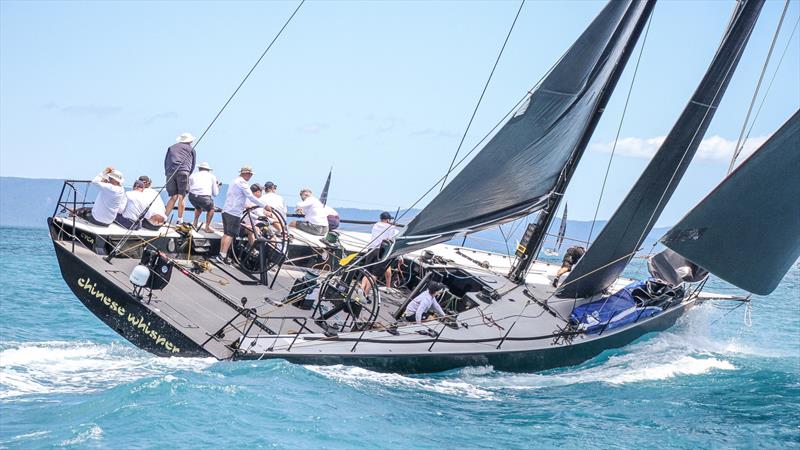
[439,0,526,191]
[727,0,791,174]
[624,1,754,266]
[732,13,799,171]
[106,1,305,260]
[193,0,306,149]
[587,13,653,244]
[378,44,571,236]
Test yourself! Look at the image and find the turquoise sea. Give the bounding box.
[0,226,798,448]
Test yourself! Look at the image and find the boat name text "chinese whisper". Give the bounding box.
[77,277,181,353]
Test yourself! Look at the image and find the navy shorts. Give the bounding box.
[188,193,214,212]
[166,170,190,197]
[222,212,241,238]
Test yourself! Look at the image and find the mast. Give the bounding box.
[508,2,653,283]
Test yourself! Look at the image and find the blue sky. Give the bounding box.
[1,0,798,226]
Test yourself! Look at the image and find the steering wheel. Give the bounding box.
[312,269,381,333]
[230,205,290,274]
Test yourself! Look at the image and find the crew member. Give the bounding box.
[324,205,340,231]
[188,161,220,232]
[138,175,167,230]
[552,245,586,287]
[215,166,262,265]
[164,132,196,224]
[115,179,150,229]
[359,212,401,293]
[289,188,328,236]
[77,167,125,227]
[404,282,446,323]
[262,181,287,217]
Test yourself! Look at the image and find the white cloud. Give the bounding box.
[590,135,769,162]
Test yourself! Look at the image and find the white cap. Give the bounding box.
[176,132,195,143]
[198,161,212,170]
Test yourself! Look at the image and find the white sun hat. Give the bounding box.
[176,132,195,143]
[198,161,212,170]
[106,169,124,184]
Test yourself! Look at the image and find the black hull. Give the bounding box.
[238,303,691,373]
[47,215,692,373]
[51,236,210,358]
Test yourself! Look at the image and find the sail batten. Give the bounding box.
[557,0,764,298]
[388,0,657,258]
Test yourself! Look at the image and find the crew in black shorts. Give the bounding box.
[165,170,190,197]
[221,212,241,238]
[188,192,214,212]
[552,246,586,287]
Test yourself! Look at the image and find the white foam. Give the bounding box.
[306,365,495,400]
[604,356,734,384]
[60,425,103,446]
[0,341,216,399]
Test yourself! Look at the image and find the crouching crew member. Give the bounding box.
[404,282,446,324]
[552,246,586,287]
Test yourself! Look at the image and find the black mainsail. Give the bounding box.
[556,203,568,252]
[387,0,656,257]
[557,0,764,298]
[663,110,800,295]
[320,168,332,206]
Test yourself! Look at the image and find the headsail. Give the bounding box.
[556,203,568,252]
[557,0,764,298]
[663,110,800,295]
[320,167,332,206]
[387,0,656,257]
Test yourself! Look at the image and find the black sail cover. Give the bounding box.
[387,0,656,257]
[663,110,800,295]
[558,0,764,298]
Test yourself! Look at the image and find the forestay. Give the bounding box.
[557,0,764,298]
[387,0,656,257]
[663,110,800,295]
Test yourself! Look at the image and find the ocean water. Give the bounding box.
[0,226,798,449]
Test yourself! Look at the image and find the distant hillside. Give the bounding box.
[0,176,669,254]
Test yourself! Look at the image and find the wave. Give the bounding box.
[0,341,216,399]
[305,365,496,400]
[60,425,103,446]
[306,306,760,396]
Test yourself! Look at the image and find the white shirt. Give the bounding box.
[405,291,446,323]
[119,189,151,221]
[189,170,219,197]
[90,173,125,225]
[296,195,328,226]
[222,176,261,217]
[243,196,269,224]
[369,221,400,248]
[261,192,287,216]
[142,188,166,220]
